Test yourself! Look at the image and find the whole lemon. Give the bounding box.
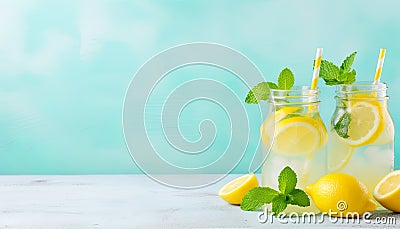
[306,173,377,217]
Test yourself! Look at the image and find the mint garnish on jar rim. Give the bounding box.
[318,51,357,85]
[317,51,358,138]
[245,68,295,104]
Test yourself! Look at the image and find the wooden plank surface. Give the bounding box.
[0,175,398,228]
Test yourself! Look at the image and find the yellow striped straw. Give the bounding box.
[373,48,386,84]
[311,48,323,89]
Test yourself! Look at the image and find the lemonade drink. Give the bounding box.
[261,86,327,213]
[327,82,394,193]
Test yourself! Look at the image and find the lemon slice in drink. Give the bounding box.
[218,174,259,205]
[274,107,303,120]
[373,170,400,212]
[272,116,321,157]
[327,131,355,172]
[374,110,394,145]
[342,101,384,147]
[316,118,328,146]
[260,106,302,145]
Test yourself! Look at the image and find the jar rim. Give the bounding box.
[336,81,387,88]
[335,81,388,100]
[269,85,320,105]
[270,85,319,93]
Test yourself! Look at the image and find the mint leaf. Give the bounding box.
[245,82,268,104]
[342,69,356,84]
[340,52,357,73]
[319,60,340,82]
[267,82,278,89]
[334,112,351,138]
[338,72,348,82]
[278,166,297,194]
[338,70,356,84]
[289,189,310,207]
[245,91,258,104]
[277,68,294,90]
[240,187,279,211]
[325,80,340,86]
[272,194,287,215]
[245,82,278,104]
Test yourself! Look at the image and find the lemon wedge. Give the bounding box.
[218,174,259,205]
[272,116,321,157]
[327,131,355,172]
[342,101,384,147]
[373,170,400,212]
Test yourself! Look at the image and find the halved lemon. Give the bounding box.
[327,131,355,172]
[342,101,384,147]
[272,116,321,156]
[218,174,259,205]
[373,170,400,212]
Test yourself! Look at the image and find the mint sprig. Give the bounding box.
[240,166,310,215]
[334,111,351,138]
[245,68,294,104]
[319,52,357,139]
[318,52,357,85]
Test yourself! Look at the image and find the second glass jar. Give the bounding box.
[327,81,394,193]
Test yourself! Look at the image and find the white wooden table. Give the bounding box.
[0,175,398,228]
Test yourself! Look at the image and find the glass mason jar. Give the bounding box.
[327,81,394,193]
[261,86,327,213]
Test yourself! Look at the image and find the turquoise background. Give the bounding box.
[1,0,399,174]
